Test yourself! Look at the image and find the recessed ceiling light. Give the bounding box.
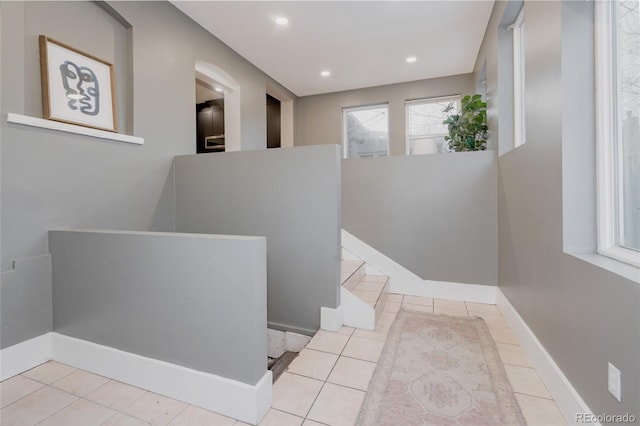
[406,56,417,63]
[320,70,331,77]
[275,16,289,26]
[214,87,224,93]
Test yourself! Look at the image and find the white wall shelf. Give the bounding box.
[6,113,144,145]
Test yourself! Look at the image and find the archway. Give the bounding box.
[195,61,241,152]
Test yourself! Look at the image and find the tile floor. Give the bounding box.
[0,295,567,426]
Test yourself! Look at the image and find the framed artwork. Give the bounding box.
[39,35,118,132]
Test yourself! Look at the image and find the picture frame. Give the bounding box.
[39,35,118,132]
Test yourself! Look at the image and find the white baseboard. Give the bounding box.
[320,305,343,332]
[0,333,53,381]
[391,278,496,304]
[341,229,496,304]
[51,333,271,425]
[496,289,600,426]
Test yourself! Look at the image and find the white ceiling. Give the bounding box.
[173,1,494,97]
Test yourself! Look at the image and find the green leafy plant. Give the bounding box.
[442,94,488,152]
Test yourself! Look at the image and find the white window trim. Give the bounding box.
[342,103,389,159]
[512,6,526,148]
[595,1,640,268]
[405,95,460,155]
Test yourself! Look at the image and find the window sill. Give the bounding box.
[6,113,144,145]
[566,251,640,284]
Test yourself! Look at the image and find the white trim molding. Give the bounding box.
[496,289,601,426]
[320,305,343,332]
[0,333,53,381]
[52,333,271,425]
[6,113,144,145]
[341,229,496,304]
[0,333,271,425]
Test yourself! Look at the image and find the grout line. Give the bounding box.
[32,386,78,425]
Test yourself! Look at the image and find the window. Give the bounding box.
[596,0,640,267]
[405,96,460,155]
[343,104,389,158]
[512,6,526,148]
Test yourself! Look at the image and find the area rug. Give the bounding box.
[357,308,526,426]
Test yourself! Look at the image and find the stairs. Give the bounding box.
[340,258,389,330]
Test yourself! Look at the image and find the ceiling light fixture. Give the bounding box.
[214,87,224,93]
[320,70,331,77]
[275,16,289,26]
[406,56,417,63]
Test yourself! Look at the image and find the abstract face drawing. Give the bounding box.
[59,60,100,116]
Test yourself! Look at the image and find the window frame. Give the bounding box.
[342,103,390,159]
[405,95,461,155]
[595,0,640,268]
[512,6,526,148]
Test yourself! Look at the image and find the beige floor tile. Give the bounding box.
[307,383,365,426]
[301,420,326,426]
[0,375,45,408]
[382,301,401,314]
[22,361,76,385]
[169,405,236,425]
[377,312,397,326]
[465,302,500,314]
[434,306,469,316]
[103,413,153,426]
[258,408,303,426]
[505,365,551,399]
[337,326,355,336]
[352,289,380,303]
[402,295,433,306]
[51,369,110,397]
[471,311,509,329]
[489,326,520,345]
[327,357,377,391]
[287,349,339,381]
[386,294,404,303]
[356,281,385,292]
[86,380,147,411]
[359,275,387,283]
[342,336,384,363]
[124,391,188,426]
[403,303,434,313]
[434,298,468,310]
[38,398,117,426]
[0,386,77,425]
[305,330,350,355]
[352,321,391,342]
[516,393,567,425]
[496,343,532,367]
[271,372,323,418]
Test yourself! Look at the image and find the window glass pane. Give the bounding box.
[344,105,388,158]
[406,97,459,155]
[617,0,640,251]
[407,100,453,137]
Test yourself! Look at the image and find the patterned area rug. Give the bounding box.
[357,308,526,426]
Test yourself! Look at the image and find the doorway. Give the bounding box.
[196,78,225,153]
[266,94,281,149]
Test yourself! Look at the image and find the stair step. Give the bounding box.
[341,259,365,292]
[340,259,390,330]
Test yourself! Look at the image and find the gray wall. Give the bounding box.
[296,74,477,155]
[1,1,296,349]
[476,1,639,419]
[342,152,497,286]
[49,229,267,385]
[174,145,342,335]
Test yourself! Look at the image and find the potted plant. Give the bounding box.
[442,94,488,152]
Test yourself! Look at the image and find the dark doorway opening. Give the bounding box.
[266,94,281,149]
